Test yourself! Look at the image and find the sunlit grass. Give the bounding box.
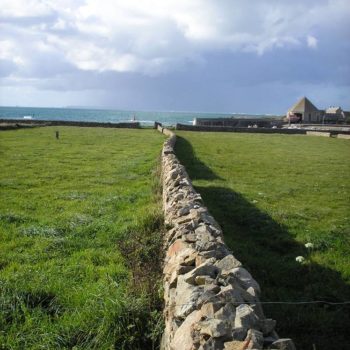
[175,131,350,350]
[0,127,165,349]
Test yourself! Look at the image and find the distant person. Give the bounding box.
[55,131,59,139]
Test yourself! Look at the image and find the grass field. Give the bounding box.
[0,127,165,349]
[175,131,350,350]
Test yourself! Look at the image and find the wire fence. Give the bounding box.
[166,300,350,307]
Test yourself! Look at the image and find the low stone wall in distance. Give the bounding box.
[337,134,350,139]
[0,123,38,131]
[176,123,306,135]
[0,119,140,129]
[176,123,350,136]
[158,125,295,350]
[306,131,330,137]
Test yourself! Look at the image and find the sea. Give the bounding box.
[0,106,271,126]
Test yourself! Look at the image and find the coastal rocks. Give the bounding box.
[158,125,295,350]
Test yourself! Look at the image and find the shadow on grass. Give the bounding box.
[175,136,350,349]
[175,136,222,180]
[198,185,350,349]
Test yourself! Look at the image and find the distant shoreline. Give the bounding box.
[0,105,280,126]
[0,118,141,129]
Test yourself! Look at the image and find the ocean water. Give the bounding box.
[0,106,269,126]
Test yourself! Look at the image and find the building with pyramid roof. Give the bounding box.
[287,97,323,123]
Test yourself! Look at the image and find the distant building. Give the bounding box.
[191,97,348,128]
[323,106,345,123]
[326,106,342,115]
[286,97,322,123]
[286,97,348,124]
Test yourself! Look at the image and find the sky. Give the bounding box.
[0,0,349,114]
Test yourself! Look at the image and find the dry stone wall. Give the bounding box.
[158,126,296,350]
[0,119,140,128]
[176,123,350,136]
[306,131,330,137]
[175,123,307,135]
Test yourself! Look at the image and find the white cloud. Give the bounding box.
[307,35,318,49]
[0,0,349,78]
[0,0,53,17]
[0,40,25,65]
[52,18,68,30]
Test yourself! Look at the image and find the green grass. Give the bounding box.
[175,131,350,350]
[0,127,165,349]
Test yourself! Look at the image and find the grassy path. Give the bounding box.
[175,131,350,350]
[0,127,165,349]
